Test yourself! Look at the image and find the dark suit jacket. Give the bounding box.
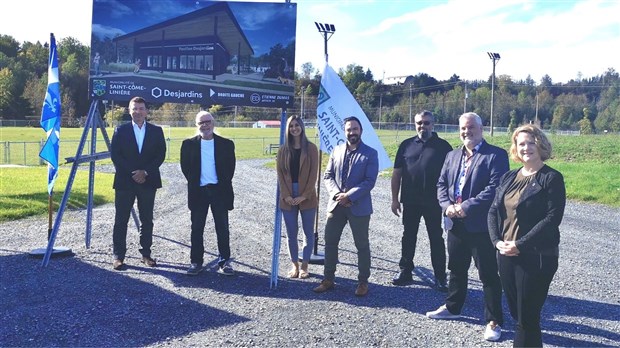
[488,165,566,254]
[110,121,166,190]
[437,140,509,233]
[324,141,378,216]
[180,134,236,211]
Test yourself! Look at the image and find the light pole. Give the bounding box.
[487,52,500,136]
[300,85,305,119]
[408,83,413,129]
[310,22,336,264]
[378,92,383,130]
[463,81,468,113]
[315,22,336,63]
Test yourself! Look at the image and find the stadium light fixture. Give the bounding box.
[315,22,336,63]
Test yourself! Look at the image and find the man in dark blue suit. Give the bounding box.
[110,96,166,270]
[426,112,509,342]
[313,116,379,297]
[181,111,236,276]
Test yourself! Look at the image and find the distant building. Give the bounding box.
[252,120,281,128]
[384,75,414,86]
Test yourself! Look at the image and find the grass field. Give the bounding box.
[1,126,619,222]
[0,166,115,222]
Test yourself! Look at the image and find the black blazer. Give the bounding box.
[488,165,566,254]
[180,134,236,211]
[111,122,166,190]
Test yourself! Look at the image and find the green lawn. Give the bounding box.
[0,166,115,222]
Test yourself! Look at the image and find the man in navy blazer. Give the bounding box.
[313,116,378,297]
[181,111,236,276]
[110,96,166,270]
[426,112,509,342]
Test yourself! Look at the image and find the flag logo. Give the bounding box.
[317,84,331,106]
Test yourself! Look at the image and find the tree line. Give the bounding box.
[295,63,620,133]
[1,34,619,132]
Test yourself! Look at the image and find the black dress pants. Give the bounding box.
[399,203,447,281]
[190,185,230,266]
[445,221,503,326]
[113,185,156,260]
[499,253,557,347]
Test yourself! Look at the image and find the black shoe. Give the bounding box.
[434,277,448,292]
[391,271,413,286]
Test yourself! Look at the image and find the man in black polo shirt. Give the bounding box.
[390,110,453,290]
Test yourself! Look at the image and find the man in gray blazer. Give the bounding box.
[426,112,509,342]
[313,116,379,297]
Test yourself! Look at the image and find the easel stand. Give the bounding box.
[41,99,139,266]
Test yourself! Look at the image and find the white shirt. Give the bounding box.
[200,138,218,186]
[132,121,146,154]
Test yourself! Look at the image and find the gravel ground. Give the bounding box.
[1,159,619,347]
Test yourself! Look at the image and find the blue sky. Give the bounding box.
[2,0,619,83]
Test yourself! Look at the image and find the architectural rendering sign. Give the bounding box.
[89,1,297,108]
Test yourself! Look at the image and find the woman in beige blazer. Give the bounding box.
[276,115,319,279]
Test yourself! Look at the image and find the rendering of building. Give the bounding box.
[112,2,253,80]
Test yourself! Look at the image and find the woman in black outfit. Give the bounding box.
[488,124,566,347]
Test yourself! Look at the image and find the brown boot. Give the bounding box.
[313,279,335,293]
[355,282,369,297]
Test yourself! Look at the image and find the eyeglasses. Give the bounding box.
[416,121,431,126]
[197,120,213,126]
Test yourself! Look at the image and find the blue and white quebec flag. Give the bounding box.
[39,33,61,195]
[317,63,392,170]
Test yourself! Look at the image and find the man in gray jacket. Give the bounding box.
[313,116,379,297]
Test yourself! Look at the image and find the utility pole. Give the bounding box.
[487,52,500,136]
[300,86,305,119]
[463,82,468,113]
[379,93,383,130]
[408,83,413,129]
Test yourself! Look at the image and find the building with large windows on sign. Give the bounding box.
[113,2,253,80]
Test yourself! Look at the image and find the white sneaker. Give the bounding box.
[425,304,461,319]
[484,323,502,341]
[217,262,235,276]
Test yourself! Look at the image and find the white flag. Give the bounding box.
[317,64,392,170]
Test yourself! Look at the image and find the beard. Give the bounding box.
[347,134,360,144]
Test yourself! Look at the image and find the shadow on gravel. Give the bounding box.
[543,294,620,347]
[0,253,250,347]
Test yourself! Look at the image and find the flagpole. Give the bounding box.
[47,193,53,239]
[311,142,325,263]
[30,33,72,259]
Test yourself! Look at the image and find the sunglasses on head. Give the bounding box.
[416,121,431,126]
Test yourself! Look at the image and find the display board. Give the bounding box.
[89,1,296,107]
